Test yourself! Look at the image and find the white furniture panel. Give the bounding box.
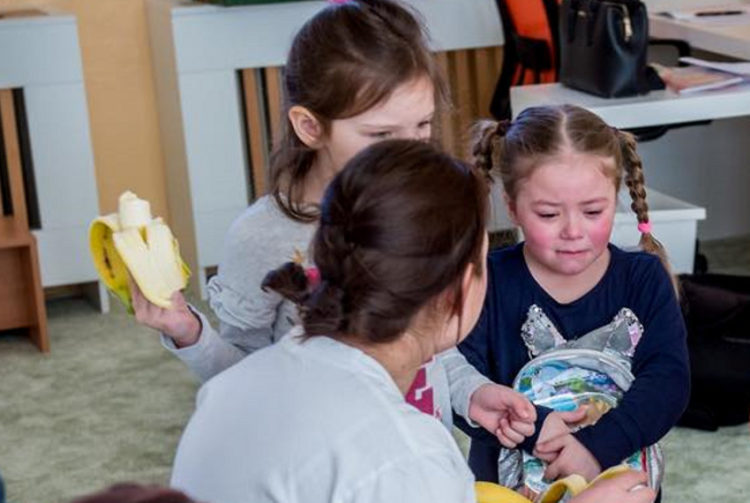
[0,15,83,88]
[170,0,504,73]
[24,83,99,229]
[179,71,248,213]
[0,11,106,311]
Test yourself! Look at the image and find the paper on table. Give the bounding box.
[679,57,750,77]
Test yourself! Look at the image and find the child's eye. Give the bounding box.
[584,210,604,217]
[368,131,392,139]
[537,212,557,219]
[418,120,432,129]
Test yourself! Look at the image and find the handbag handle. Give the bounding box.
[565,0,601,47]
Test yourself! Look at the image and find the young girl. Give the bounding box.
[458,104,690,486]
[132,0,533,443]
[169,139,654,503]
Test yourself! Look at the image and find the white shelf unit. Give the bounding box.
[0,10,106,312]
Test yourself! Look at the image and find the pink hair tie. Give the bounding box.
[637,221,652,234]
[305,267,321,288]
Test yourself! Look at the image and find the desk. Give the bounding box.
[649,3,750,61]
[510,82,750,128]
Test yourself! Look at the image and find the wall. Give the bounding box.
[0,0,169,220]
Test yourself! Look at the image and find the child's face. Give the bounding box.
[318,76,435,175]
[508,151,617,278]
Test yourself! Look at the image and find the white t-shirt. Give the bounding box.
[171,330,476,503]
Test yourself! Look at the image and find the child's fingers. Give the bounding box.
[506,392,535,421]
[544,455,565,480]
[533,448,558,463]
[495,428,519,449]
[587,471,655,503]
[557,407,588,426]
[535,434,569,454]
[508,418,535,437]
[498,417,525,445]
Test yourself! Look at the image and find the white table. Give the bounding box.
[649,2,750,61]
[510,81,750,128]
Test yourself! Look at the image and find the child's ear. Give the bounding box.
[288,105,323,148]
[503,192,519,225]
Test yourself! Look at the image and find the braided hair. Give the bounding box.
[263,139,488,343]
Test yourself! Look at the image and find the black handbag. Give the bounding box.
[559,0,652,97]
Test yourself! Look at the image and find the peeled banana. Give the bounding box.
[90,191,190,311]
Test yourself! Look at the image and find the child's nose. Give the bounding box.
[561,215,584,239]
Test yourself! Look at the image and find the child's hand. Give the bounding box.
[536,408,588,445]
[569,470,655,503]
[130,278,201,347]
[535,433,602,482]
[468,384,536,448]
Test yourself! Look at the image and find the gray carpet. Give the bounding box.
[1,237,749,503]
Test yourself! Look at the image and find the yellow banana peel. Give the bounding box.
[477,465,632,503]
[89,191,190,312]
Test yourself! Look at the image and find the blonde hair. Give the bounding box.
[472,104,678,293]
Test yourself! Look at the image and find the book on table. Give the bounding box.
[652,57,749,94]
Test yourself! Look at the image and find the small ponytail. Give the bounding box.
[471,119,509,181]
[616,129,680,296]
[262,262,347,336]
[261,262,310,305]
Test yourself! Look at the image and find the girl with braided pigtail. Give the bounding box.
[618,130,679,295]
[457,105,689,503]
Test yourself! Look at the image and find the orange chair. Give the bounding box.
[491,0,560,118]
[0,89,49,352]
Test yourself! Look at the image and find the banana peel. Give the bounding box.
[477,465,632,503]
[475,482,534,503]
[89,191,190,312]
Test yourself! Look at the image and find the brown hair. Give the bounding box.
[270,0,449,222]
[263,139,488,344]
[472,104,676,289]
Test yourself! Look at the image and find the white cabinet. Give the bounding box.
[0,10,106,311]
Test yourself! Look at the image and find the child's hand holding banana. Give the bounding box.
[90,191,201,345]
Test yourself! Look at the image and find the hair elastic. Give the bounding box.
[637,221,652,234]
[305,267,321,288]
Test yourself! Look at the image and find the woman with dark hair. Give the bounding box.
[169,140,654,503]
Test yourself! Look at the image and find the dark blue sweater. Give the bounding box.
[457,243,690,482]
